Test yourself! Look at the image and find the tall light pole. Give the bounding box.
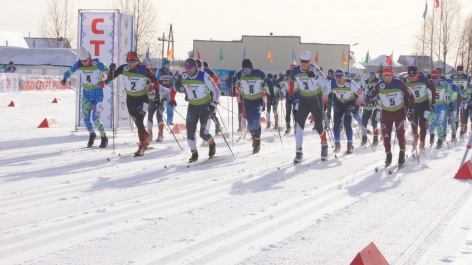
[348,43,358,71]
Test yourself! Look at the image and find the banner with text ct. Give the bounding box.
[77,10,135,131]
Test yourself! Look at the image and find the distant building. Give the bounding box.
[397,55,432,72]
[193,35,352,74]
[25,37,72,48]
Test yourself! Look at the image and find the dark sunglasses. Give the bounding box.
[243,68,252,72]
[335,75,344,79]
[300,60,310,63]
[127,59,137,63]
[80,59,89,63]
[185,65,195,70]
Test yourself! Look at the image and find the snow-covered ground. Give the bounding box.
[1,90,472,265]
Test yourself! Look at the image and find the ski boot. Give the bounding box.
[253,138,261,154]
[266,121,271,129]
[333,144,341,153]
[436,139,443,149]
[451,133,457,142]
[189,149,198,163]
[284,124,291,134]
[429,133,435,147]
[294,147,303,163]
[251,133,256,147]
[346,144,353,154]
[99,135,108,148]
[87,132,96,147]
[209,141,216,158]
[419,142,425,155]
[274,117,279,130]
[385,151,392,167]
[460,130,465,139]
[372,136,379,146]
[135,143,145,156]
[360,135,367,146]
[156,130,163,142]
[321,142,328,161]
[398,149,405,165]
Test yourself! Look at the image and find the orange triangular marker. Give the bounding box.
[38,117,59,128]
[51,98,62,103]
[454,160,472,180]
[170,123,187,134]
[350,242,389,265]
[7,100,19,107]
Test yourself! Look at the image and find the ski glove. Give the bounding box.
[208,102,217,113]
[407,109,415,121]
[109,63,116,71]
[429,104,435,112]
[287,96,293,104]
[60,78,67,86]
[307,71,316,78]
[169,100,177,108]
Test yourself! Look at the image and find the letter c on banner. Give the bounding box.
[92,18,105,34]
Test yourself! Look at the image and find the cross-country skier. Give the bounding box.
[364,67,415,167]
[264,73,279,129]
[179,58,219,162]
[451,65,471,138]
[290,51,328,163]
[234,59,266,153]
[403,66,436,154]
[105,51,162,156]
[428,70,451,149]
[445,78,462,141]
[61,47,110,148]
[326,69,363,154]
[276,64,298,134]
[360,72,381,146]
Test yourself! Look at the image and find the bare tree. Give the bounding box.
[436,0,460,72]
[38,0,75,48]
[113,0,158,61]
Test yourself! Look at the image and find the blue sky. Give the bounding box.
[2,0,472,61]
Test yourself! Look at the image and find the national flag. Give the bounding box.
[342,51,348,65]
[423,1,428,19]
[364,50,371,65]
[219,47,224,63]
[435,0,440,8]
[197,49,201,60]
[386,51,393,66]
[268,48,273,63]
[315,50,319,64]
[145,47,150,62]
[413,56,417,66]
[242,47,247,60]
[291,48,297,65]
[166,48,173,60]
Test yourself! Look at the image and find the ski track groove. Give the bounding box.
[0,148,378,263]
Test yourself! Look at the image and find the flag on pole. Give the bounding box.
[386,51,393,66]
[423,1,428,19]
[315,50,319,64]
[441,1,444,20]
[342,51,348,65]
[197,49,201,60]
[166,48,173,59]
[413,56,417,66]
[435,0,440,8]
[242,47,247,60]
[291,48,297,65]
[364,50,371,65]
[268,48,273,63]
[219,47,224,63]
[145,47,150,62]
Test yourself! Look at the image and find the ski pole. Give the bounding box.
[216,108,229,133]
